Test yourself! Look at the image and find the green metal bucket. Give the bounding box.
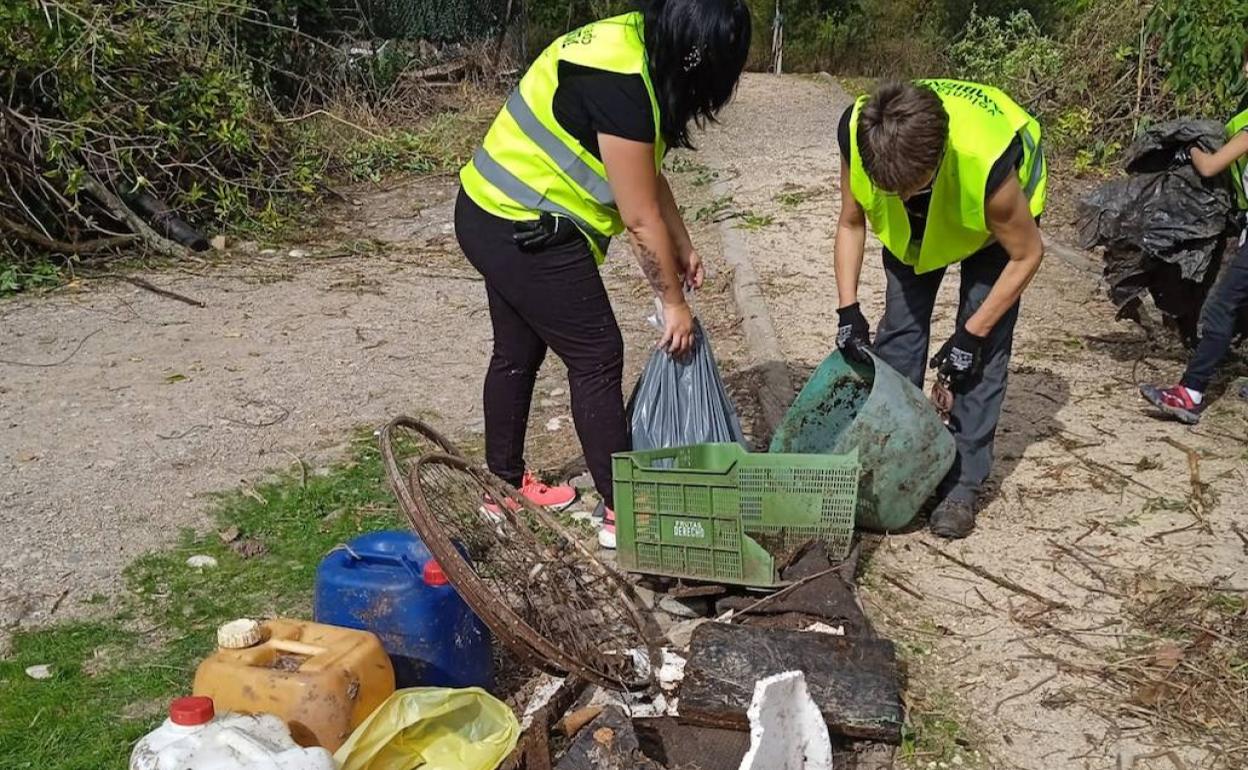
[769,351,955,532]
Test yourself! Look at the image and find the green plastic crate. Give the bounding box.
[612,443,860,588]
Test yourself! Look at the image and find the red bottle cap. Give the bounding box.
[422,560,449,586]
[169,696,215,726]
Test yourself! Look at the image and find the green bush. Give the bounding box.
[1148,0,1248,116]
[948,8,1062,110]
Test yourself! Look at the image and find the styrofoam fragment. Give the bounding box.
[738,671,833,770]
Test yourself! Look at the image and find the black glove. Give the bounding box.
[929,326,985,394]
[836,303,872,363]
[513,212,576,252]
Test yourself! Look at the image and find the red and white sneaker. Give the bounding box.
[482,471,577,516]
[1139,383,1205,425]
[597,506,616,550]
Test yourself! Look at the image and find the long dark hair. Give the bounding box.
[639,0,751,149]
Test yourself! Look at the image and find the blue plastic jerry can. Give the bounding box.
[313,530,494,690]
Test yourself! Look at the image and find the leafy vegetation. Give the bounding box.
[0,0,491,292]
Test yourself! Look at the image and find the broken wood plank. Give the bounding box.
[634,717,751,770]
[678,623,902,743]
[554,706,663,770]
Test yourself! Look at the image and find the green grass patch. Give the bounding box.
[733,213,775,232]
[693,194,735,223]
[773,185,825,208]
[0,434,405,769]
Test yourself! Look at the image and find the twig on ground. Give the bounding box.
[1231,524,1248,555]
[882,573,924,600]
[1130,750,1189,770]
[1159,436,1212,532]
[992,672,1058,714]
[157,424,211,440]
[920,540,1069,611]
[219,401,290,428]
[1048,539,1115,590]
[283,449,308,488]
[0,327,102,368]
[716,564,843,622]
[88,273,206,307]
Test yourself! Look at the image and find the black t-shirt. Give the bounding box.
[552,62,656,160]
[837,106,1024,241]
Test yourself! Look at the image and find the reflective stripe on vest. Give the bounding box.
[459,12,665,263]
[848,79,1047,274]
[1227,107,1248,211]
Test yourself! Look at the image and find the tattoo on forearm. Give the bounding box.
[637,241,670,295]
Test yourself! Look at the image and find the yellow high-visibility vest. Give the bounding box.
[459,12,664,263]
[848,79,1047,273]
[1226,106,1248,211]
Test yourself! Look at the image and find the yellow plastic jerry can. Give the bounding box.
[192,618,395,750]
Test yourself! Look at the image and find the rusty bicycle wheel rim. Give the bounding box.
[406,453,660,691]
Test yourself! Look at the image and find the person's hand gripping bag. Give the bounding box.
[628,300,747,451]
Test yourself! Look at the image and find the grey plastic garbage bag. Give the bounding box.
[627,320,746,451]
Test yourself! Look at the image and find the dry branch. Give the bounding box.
[920,541,1069,611]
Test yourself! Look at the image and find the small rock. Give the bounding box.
[186,555,218,570]
[545,416,565,432]
[539,398,557,408]
[569,472,596,490]
[287,248,309,259]
[632,586,658,609]
[218,526,241,543]
[209,235,227,250]
[229,539,268,559]
[665,617,710,649]
[25,664,53,680]
[259,248,278,256]
[658,595,705,619]
[551,388,566,397]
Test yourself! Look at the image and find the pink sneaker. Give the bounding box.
[597,507,616,549]
[482,471,576,515]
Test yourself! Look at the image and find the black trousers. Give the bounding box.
[1181,233,1248,392]
[455,189,627,508]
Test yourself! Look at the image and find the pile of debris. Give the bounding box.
[503,544,902,770]
[380,418,904,770]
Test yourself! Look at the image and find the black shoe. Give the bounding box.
[929,497,977,539]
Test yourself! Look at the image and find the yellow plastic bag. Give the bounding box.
[334,687,520,770]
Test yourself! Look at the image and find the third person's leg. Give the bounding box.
[1181,237,1248,393]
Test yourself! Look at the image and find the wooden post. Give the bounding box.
[772,0,783,75]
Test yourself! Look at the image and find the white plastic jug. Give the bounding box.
[131,697,339,770]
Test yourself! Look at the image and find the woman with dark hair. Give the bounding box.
[456,0,751,547]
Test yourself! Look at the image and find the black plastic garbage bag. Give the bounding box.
[1078,119,1246,345]
[627,320,746,451]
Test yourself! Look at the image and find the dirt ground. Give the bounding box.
[0,174,740,641]
[693,74,1248,770]
[3,72,1246,768]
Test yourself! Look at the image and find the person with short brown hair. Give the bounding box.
[833,80,1048,538]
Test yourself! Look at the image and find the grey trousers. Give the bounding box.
[873,244,1019,503]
